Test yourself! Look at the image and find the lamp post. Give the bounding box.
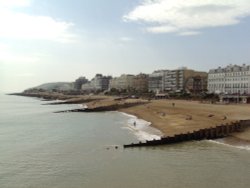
[237,90,240,103]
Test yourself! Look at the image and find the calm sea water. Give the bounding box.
[0,94,250,188]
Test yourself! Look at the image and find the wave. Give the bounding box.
[120,112,250,151]
[208,138,250,151]
[120,112,163,142]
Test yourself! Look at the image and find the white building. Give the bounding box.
[164,69,184,92]
[91,74,111,91]
[109,74,135,91]
[148,70,167,93]
[81,74,112,91]
[208,64,250,94]
[81,82,95,91]
[148,68,207,93]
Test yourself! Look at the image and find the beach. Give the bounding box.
[81,96,250,142]
[2,93,250,188]
[119,99,250,140]
[13,92,250,141]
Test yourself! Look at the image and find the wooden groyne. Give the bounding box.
[124,120,250,148]
[54,102,148,113]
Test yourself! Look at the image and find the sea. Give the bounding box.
[0,94,249,188]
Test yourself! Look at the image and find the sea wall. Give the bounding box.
[55,101,148,113]
[124,120,250,148]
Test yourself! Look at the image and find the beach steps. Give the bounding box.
[124,120,250,148]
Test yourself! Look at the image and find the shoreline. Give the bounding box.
[208,137,250,151]
[119,100,250,140]
[119,112,163,141]
[119,107,250,150]
[10,92,250,145]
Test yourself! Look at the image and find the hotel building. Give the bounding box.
[208,64,250,94]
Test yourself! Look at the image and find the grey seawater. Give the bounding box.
[0,94,250,188]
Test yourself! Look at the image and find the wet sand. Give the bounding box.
[118,99,250,141]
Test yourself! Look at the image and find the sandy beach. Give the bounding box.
[118,99,250,141]
[74,94,250,141]
[13,92,250,141]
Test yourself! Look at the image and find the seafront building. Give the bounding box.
[133,73,149,92]
[148,68,207,93]
[78,68,207,94]
[91,74,112,91]
[81,74,112,92]
[177,69,207,93]
[185,75,208,94]
[208,64,250,95]
[109,74,135,91]
[81,82,95,91]
[74,76,89,90]
[148,70,167,93]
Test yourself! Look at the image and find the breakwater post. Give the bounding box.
[124,120,250,148]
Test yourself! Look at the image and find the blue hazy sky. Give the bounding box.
[1,0,250,92]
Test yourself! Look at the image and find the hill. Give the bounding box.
[28,82,74,91]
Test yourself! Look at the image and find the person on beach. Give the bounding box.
[133,121,136,126]
[172,103,175,107]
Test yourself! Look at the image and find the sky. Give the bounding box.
[1,0,250,92]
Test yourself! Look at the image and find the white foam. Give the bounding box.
[78,104,88,109]
[207,140,250,151]
[120,112,137,119]
[120,112,163,141]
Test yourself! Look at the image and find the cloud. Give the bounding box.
[15,73,35,77]
[0,0,30,8]
[124,0,250,35]
[0,43,39,63]
[178,31,201,36]
[119,37,133,42]
[0,0,75,42]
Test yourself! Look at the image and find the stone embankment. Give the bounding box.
[124,120,250,148]
[10,92,105,104]
[55,101,148,113]
[45,98,99,105]
[9,92,72,101]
